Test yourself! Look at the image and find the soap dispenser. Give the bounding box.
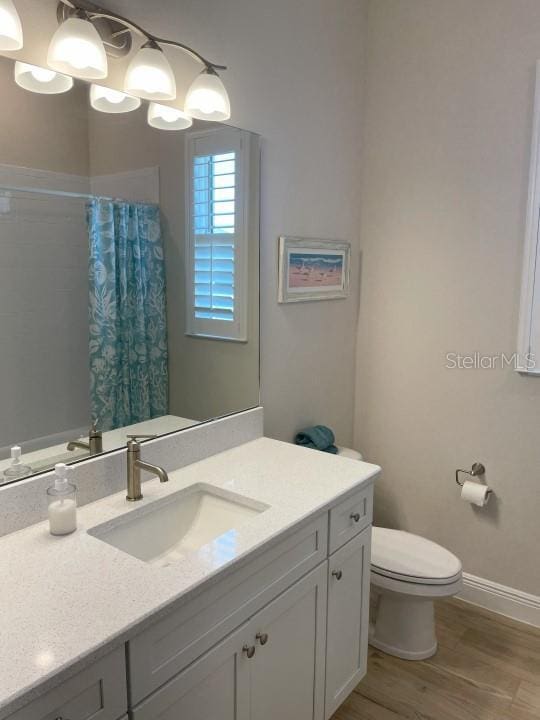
[3,445,32,482]
[47,464,77,536]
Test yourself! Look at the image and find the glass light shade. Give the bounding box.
[185,70,231,121]
[124,46,176,101]
[90,84,141,114]
[14,62,73,94]
[47,16,108,80]
[147,102,192,131]
[0,0,23,51]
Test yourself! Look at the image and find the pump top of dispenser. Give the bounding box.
[3,445,32,481]
[48,463,76,497]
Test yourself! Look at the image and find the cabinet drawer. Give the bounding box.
[329,484,373,554]
[128,513,328,704]
[7,648,127,720]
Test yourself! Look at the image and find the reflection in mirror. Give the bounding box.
[0,55,260,483]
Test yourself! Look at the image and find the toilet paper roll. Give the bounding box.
[461,480,491,507]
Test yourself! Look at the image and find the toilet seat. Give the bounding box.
[371,567,463,598]
[371,527,462,586]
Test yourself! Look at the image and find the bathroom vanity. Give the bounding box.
[0,438,378,720]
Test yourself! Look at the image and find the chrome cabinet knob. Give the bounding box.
[243,644,256,659]
[350,512,361,523]
[256,632,269,646]
[332,570,343,581]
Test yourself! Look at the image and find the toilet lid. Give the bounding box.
[371,527,462,585]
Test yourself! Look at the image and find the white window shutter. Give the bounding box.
[185,128,249,341]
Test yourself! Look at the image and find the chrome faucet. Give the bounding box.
[67,421,103,455]
[126,435,169,502]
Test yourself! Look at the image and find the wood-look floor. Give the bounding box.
[332,599,540,720]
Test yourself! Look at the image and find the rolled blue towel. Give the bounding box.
[295,425,338,454]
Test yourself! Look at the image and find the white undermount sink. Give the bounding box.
[89,483,268,567]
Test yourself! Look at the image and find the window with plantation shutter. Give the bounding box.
[185,128,249,341]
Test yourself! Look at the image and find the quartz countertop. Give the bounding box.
[0,437,379,718]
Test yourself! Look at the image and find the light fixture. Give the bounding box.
[147,102,192,131]
[90,84,141,113]
[185,68,231,122]
[47,14,108,80]
[14,0,231,131]
[14,62,73,94]
[0,0,23,50]
[124,42,176,102]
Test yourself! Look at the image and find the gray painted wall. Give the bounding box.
[356,0,540,595]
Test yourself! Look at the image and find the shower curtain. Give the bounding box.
[87,198,168,432]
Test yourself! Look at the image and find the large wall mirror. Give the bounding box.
[0,54,260,484]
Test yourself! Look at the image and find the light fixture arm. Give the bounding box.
[151,38,226,71]
[57,0,226,71]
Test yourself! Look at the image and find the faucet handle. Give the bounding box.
[90,418,101,435]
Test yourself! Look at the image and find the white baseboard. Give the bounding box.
[459,572,540,628]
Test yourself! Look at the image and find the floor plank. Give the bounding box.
[434,602,469,650]
[511,681,540,719]
[332,599,540,720]
[456,626,540,686]
[357,648,511,720]
[333,691,403,720]
[422,643,519,702]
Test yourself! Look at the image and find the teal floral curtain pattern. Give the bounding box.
[87,199,168,431]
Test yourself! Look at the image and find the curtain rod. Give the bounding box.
[0,185,158,204]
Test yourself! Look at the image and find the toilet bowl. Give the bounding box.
[370,527,462,660]
[336,447,462,660]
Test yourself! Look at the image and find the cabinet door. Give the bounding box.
[248,563,327,720]
[325,526,371,719]
[131,622,252,720]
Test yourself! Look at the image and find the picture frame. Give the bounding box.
[278,236,351,303]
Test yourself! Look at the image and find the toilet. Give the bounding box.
[370,527,462,659]
[337,447,463,660]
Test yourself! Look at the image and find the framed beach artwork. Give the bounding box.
[278,236,351,303]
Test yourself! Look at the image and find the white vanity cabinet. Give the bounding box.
[325,527,372,718]
[5,482,375,720]
[132,564,328,720]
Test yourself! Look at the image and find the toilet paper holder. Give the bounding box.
[455,462,490,492]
